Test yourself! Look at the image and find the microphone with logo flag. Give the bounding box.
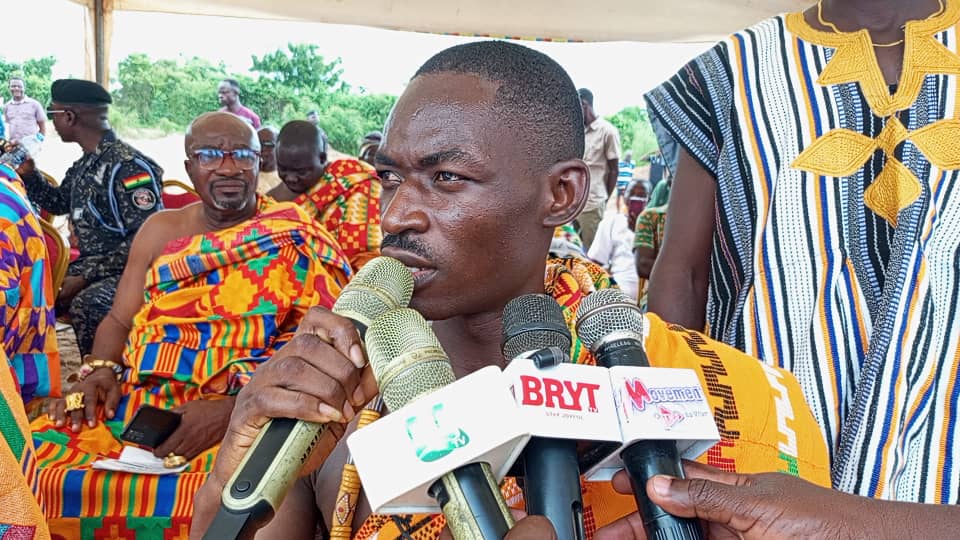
[575,289,706,540]
[366,308,516,539]
[501,293,586,540]
[204,257,414,540]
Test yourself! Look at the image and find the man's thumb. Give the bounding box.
[646,475,749,527]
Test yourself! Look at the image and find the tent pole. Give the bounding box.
[95,0,105,85]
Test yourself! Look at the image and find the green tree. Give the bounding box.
[607,106,660,162]
[114,53,226,132]
[250,43,348,96]
[0,56,56,109]
[317,93,396,154]
[108,43,397,154]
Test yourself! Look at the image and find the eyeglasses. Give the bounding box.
[45,109,67,120]
[190,148,260,171]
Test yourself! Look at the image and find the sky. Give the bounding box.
[14,0,711,115]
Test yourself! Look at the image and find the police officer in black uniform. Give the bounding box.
[18,79,164,356]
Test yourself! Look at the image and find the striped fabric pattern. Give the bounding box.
[30,198,351,539]
[645,4,960,502]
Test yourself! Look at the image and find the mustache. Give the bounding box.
[210,174,247,183]
[381,233,433,259]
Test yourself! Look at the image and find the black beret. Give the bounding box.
[50,79,112,106]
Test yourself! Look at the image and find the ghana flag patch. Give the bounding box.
[121,172,152,190]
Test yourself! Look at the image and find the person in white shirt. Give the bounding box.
[4,78,45,145]
[588,178,649,300]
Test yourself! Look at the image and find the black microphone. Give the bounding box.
[502,294,586,540]
[366,308,515,540]
[204,257,414,540]
[575,289,705,540]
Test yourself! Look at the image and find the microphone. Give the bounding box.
[502,294,586,540]
[205,257,414,539]
[366,308,515,540]
[575,289,705,540]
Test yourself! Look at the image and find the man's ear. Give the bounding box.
[542,159,589,228]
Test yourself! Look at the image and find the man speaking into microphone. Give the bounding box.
[191,41,831,539]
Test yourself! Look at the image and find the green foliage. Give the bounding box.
[108,44,395,154]
[607,106,660,162]
[0,56,55,107]
[250,43,348,95]
[114,53,225,130]
[0,49,651,161]
[317,93,396,155]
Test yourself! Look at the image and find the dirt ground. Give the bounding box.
[57,324,82,387]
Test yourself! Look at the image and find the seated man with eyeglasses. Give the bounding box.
[17,79,165,359]
[30,111,352,538]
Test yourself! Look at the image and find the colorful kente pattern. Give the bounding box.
[0,347,48,539]
[296,158,382,270]
[31,198,351,540]
[0,164,59,404]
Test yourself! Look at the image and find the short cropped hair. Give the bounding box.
[277,120,329,155]
[414,40,584,172]
[221,78,241,93]
[578,88,593,106]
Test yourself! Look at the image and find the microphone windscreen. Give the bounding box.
[334,256,414,328]
[365,308,456,412]
[501,293,571,359]
[575,289,645,351]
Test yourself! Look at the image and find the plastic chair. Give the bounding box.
[161,179,200,209]
[36,170,59,221]
[38,218,68,294]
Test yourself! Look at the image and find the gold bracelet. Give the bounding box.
[79,355,125,381]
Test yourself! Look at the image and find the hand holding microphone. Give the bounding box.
[576,289,705,540]
[191,257,413,539]
[596,462,873,540]
[365,308,516,539]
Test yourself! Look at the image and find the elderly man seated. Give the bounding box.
[30,112,351,539]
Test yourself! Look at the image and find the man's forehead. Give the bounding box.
[188,122,258,150]
[276,144,317,162]
[188,135,256,150]
[381,73,503,154]
[403,72,500,106]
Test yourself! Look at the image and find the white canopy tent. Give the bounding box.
[69,0,811,84]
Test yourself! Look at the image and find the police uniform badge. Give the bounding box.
[121,171,157,211]
[132,187,157,210]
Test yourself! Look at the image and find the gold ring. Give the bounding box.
[64,392,85,413]
[163,453,188,469]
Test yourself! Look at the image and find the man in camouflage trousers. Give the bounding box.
[19,79,163,356]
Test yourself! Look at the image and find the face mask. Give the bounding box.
[628,196,648,217]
